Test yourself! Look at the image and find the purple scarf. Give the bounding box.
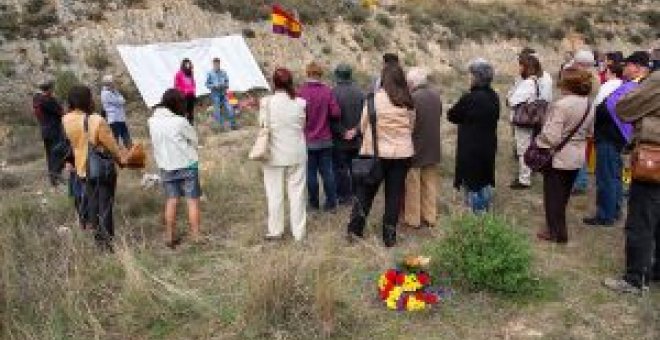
[606,81,637,143]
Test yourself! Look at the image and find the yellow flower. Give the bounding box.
[385,287,403,310]
[402,274,423,292]
[406,296,426,312]
[378,274,388,290]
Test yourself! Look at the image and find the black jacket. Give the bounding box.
[33,92,64,140]
[447,85,500,191]
[594,101,626,150]
[332,81,365,150]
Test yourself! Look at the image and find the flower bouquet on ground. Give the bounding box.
[377,255,451,312]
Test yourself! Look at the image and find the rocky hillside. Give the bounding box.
[0,0,658,115]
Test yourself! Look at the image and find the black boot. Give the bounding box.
[383,224,396,247]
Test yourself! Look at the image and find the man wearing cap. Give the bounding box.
[33,81,67,186]
[101,75,132,148]
[205,58,237,130]
[604,50,657,294]
[332,64,364,205]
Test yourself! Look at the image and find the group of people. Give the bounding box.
[255,54,444,248]
[505,47,660,294]
[32,45,659,294]
[175,57,238,129]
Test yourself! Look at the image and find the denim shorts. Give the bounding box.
[161,168,202,199]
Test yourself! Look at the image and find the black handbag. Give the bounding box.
[351,92,382,185]
[512,78,549,129]
[524,100,591,172]
[84,115,116,181]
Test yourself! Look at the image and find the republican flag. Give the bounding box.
[271,4,302,38]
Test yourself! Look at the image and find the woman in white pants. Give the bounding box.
[261,68,308,241]
[507,54,553,189]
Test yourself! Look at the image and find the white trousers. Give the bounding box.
[263,164,307,241]
[514,126,533,186]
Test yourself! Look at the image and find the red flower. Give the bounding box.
[385,269,398,283]
[395,273,405,285]
[424,292,439,304]
[379,283,394,300]
[418,272,431,286]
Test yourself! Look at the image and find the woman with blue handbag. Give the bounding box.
[63,86,126,252]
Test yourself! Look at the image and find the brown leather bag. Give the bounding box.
[512,78,549,129]
[631,143,660,183]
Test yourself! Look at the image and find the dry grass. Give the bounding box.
[1,68,659,340]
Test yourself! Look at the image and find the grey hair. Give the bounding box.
[468,58,494,87]
[406,67,429,89]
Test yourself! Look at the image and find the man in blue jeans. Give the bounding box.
[205,58,237,130]
[298,62,341,211]
[101,75,132,148]
[585,54,646,226]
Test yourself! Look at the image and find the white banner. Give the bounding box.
[117,35,270,107]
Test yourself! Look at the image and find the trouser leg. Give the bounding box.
[222,97,237,128]
[420,165,438,226]
[348,176,381,237]
[403,167,421,227]
[543,169,577,242]
[211,93,224,126]
[595,142,622,221]
[263,165,285,237]
[333,148,352,202]
[514,127,533,186]
[318,147,337,209]
[307,150,320,209]
[287,163,307,241]
[573,166,589,191]
[623,181,660,287]
[185,96,196,125]
[43,136,59,185]
[96,176,116,244]
[382,159,410,245]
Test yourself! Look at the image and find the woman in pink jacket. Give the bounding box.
[174,58,197,124]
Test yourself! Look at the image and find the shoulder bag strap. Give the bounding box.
[367,92,378,158]
[533,77,541,100]
[554,99,591,153]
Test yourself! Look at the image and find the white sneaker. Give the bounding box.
[603,278,649,295]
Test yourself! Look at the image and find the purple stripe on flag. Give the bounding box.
[606,81,638,143]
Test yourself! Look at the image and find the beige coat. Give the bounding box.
[258,92,307,166]
[536,94,595,170]
[360,90,415,159]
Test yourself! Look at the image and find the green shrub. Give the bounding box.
[345,6,369,24]
[426,214,540,296]
[53,70,80,101]
[375,13,394,28]
[357,26,387,51]
[0,59,15,78]
[195,0,367,24]
[640,9,660,28]
[628,34,644,45]
[84,42,111,70]
[47,41,71,64]
[19,0,59,38]
[403,1,556,42]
